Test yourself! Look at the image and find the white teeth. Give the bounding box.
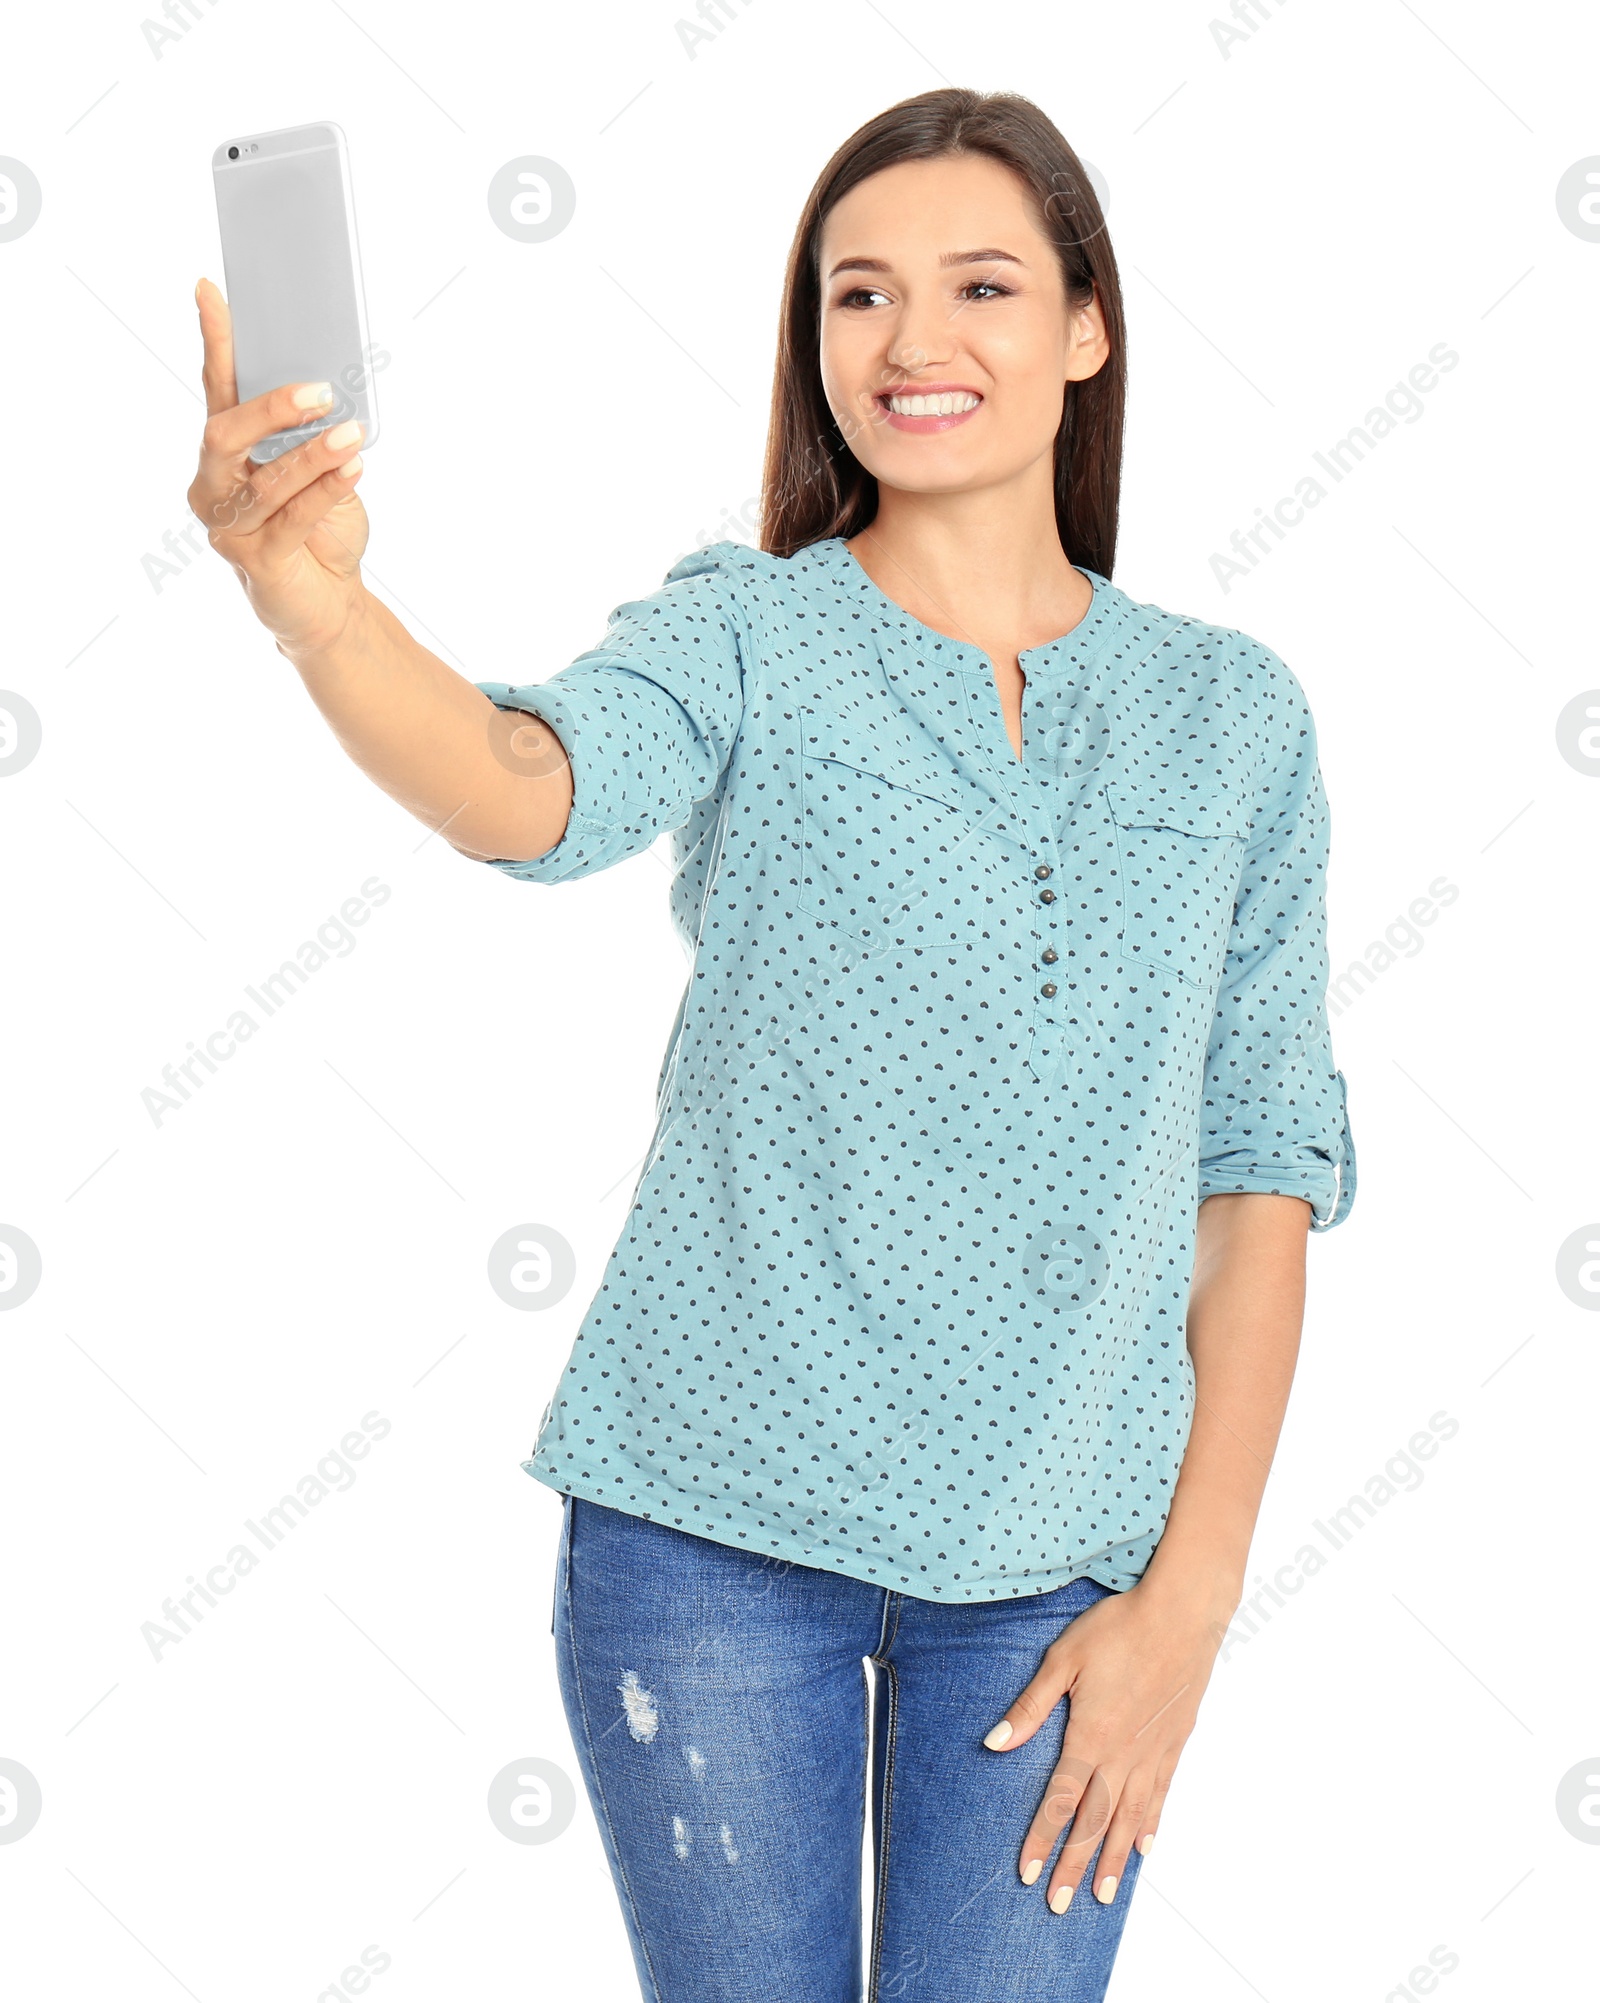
[886,391,981,416]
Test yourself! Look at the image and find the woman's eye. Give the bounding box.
[834,279,1013,309]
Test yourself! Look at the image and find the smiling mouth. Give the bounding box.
[873,386,985,435]
[876,389,983,416]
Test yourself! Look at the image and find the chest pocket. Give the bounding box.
[1106,784,1250,992]
[797,704,994,946]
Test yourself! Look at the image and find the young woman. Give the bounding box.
[188,85,1355,2003]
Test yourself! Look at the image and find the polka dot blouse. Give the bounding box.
[471,535,1357,1601]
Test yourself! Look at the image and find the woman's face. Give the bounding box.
[816,151,1108,502]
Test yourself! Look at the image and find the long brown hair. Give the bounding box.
[759,87,1126,578]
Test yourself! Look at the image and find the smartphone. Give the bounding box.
[211,121,380,464]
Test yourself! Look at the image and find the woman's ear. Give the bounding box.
[1066,285,1111,385]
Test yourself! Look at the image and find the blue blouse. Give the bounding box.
[473,535,1356,1600]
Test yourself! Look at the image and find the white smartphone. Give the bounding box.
[211,121,380,464]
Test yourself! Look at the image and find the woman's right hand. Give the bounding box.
[186,275,372,658]
[182,276,571,866]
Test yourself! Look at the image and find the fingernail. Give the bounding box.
[293,382,336,411]
[1020,1858,1042,1886]
[983,1721,1013,1749]
[1048,1884,1073,1914]
[1136,1833,1155,1857]
[1096,1874,1118,1903]
[323,419,364,453]
[336,454,363,478]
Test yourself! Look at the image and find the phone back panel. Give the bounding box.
[212,123,379,463]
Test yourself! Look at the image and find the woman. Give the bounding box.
[188,85,1355,2003]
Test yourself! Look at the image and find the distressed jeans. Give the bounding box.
[552,1493,1146,2002]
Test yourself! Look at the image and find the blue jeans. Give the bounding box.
[553,1494,1146,2002]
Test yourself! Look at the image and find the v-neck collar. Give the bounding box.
[809,533,1128,682]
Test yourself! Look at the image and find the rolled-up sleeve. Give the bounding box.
[468,542,748,885]
[1197,651,1357,1231]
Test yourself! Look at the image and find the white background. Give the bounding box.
[2,0,1596,1997]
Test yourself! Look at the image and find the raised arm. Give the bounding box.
[186,277,567,865]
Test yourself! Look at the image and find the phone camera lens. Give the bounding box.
[227,145,239,160]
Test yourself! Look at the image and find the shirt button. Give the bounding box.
[1040,981,1058,997]
[1039,888,1057,904]
[1041,947,1059,963]
[1034,863,1053,879]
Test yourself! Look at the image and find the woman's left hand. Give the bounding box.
[982,1579,1234,1910]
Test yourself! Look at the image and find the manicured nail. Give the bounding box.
[323,419,364,453]
[1136,1833,1155,1857]
[336,454,363,478]
[293,382,335,410]
[983,1720,1013,1749]
[1048,1883,1074,1914]
[1096,1874,1118,1903]
[1020,1858,1042,1886]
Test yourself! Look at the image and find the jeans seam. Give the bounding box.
[551,1492,571,1637]
[864,1654,900,2003]
[562,1507,667,2003]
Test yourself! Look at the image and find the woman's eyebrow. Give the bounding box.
[825,247,1028,279]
